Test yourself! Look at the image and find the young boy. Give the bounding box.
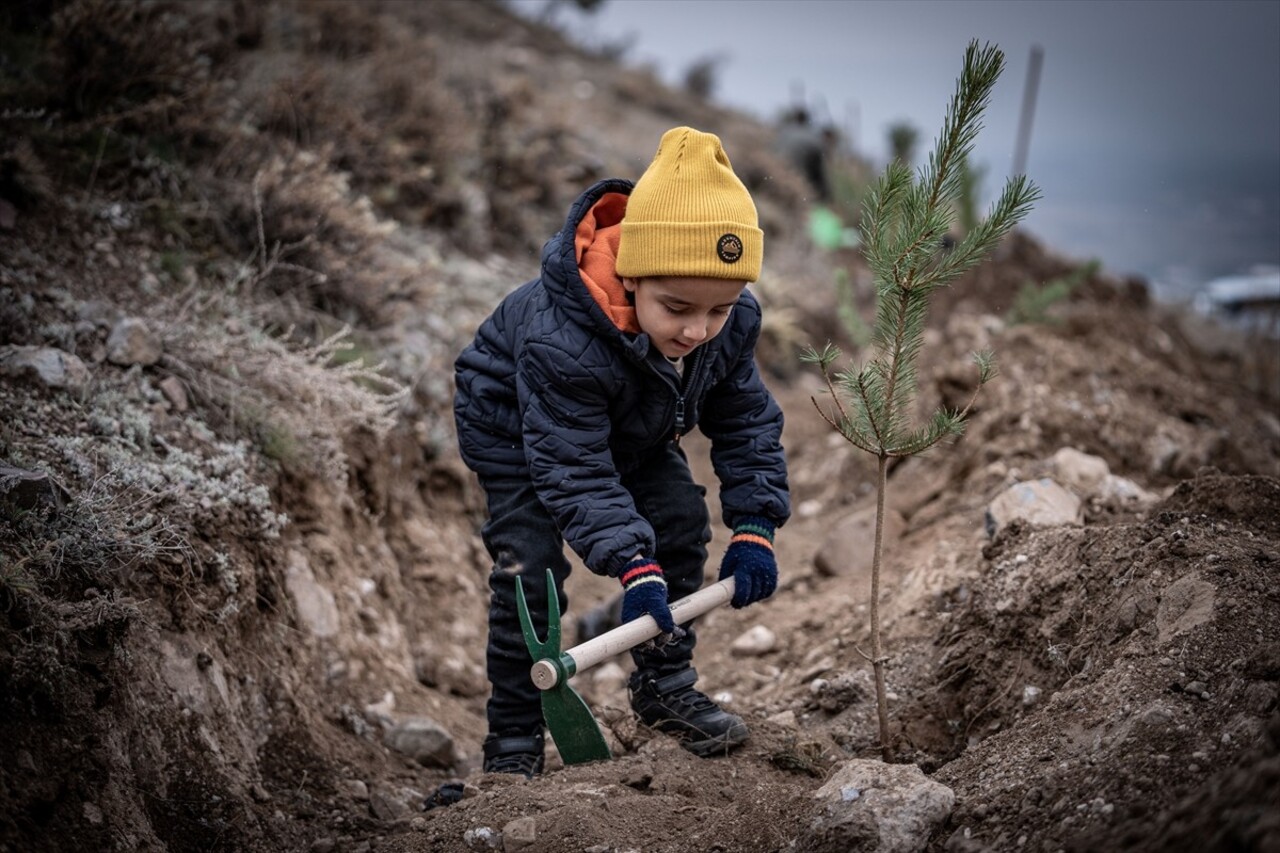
[453,126,790,776]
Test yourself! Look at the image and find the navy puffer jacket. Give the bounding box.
[454,179,790,577]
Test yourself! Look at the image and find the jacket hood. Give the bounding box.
[541,179,651,356]
[575,191,640,335]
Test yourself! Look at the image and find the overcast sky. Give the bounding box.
[522,0,1280,294]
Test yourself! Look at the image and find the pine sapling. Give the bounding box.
[802,41,1040,762]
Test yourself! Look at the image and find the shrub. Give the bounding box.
[1008,260,1098,326]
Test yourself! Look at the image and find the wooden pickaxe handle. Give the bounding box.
[530,577,736,690]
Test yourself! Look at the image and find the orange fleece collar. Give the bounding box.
[574,192,640,335]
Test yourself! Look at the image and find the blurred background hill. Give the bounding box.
[521,0,1280,304]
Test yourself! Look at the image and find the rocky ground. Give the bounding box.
[1,3,1277,852]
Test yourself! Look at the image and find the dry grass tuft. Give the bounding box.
[158,295,407,490]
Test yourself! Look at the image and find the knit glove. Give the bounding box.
[717,516,778,609]
[619,557,677,636]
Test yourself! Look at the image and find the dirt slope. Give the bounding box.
[2,3,1277,852]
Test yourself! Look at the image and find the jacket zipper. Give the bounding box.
[671,348,705,445]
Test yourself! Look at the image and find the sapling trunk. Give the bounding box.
[870,455,889,760]
[803,41,1040,763]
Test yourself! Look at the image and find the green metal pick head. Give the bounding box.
[515,568,611,765]
[515,567,560,661]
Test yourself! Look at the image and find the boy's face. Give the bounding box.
[622,276,746,360]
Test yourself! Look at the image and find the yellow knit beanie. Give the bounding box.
[616,126,763,282]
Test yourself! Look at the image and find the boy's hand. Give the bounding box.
[619,557,677,639]
[718,517,778,608]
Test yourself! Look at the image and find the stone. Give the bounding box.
[0,345,90,392]
[106,317,162,366]
[1145,433,1179,475]
[415,646,487,698]
[501,816,537,850]
[364,691,396,728]
[76,299,121,327]
[1114,581,1158,638]
[811,671,869,713]
[768,710,799,730]
[800,759,956,852]
[1047,447,1110,495]
[158,634,228,716]
[384,717,457,768]
[1140,704,1173,727]
[731,625,777,656]
[798,498,824,518]
[1155,573,1215,643]
[1242,682,1278,714]
[158,375,189,412]
[815,505,907,577]
[985,478,1082,537]
[368,788,411,821]
[284,549,340,638]
[463,826,502,850]
[1097,474,1159,505]
[885,455,949,518]
[0,465,69,513]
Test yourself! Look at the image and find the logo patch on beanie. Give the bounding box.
[716,233,743,264]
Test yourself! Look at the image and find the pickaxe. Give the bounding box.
[516,568,736,764]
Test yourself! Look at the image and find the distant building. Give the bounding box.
[1194,266,1280,336]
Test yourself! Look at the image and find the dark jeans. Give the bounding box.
[478,442,711,737]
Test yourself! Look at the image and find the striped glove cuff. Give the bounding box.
[731,516,776,550]
[620,556,666,592]
[619,556,676,635]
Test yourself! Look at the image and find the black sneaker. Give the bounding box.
[629,668,748,757]
[422,781,466,811]
[482,732,545,778]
